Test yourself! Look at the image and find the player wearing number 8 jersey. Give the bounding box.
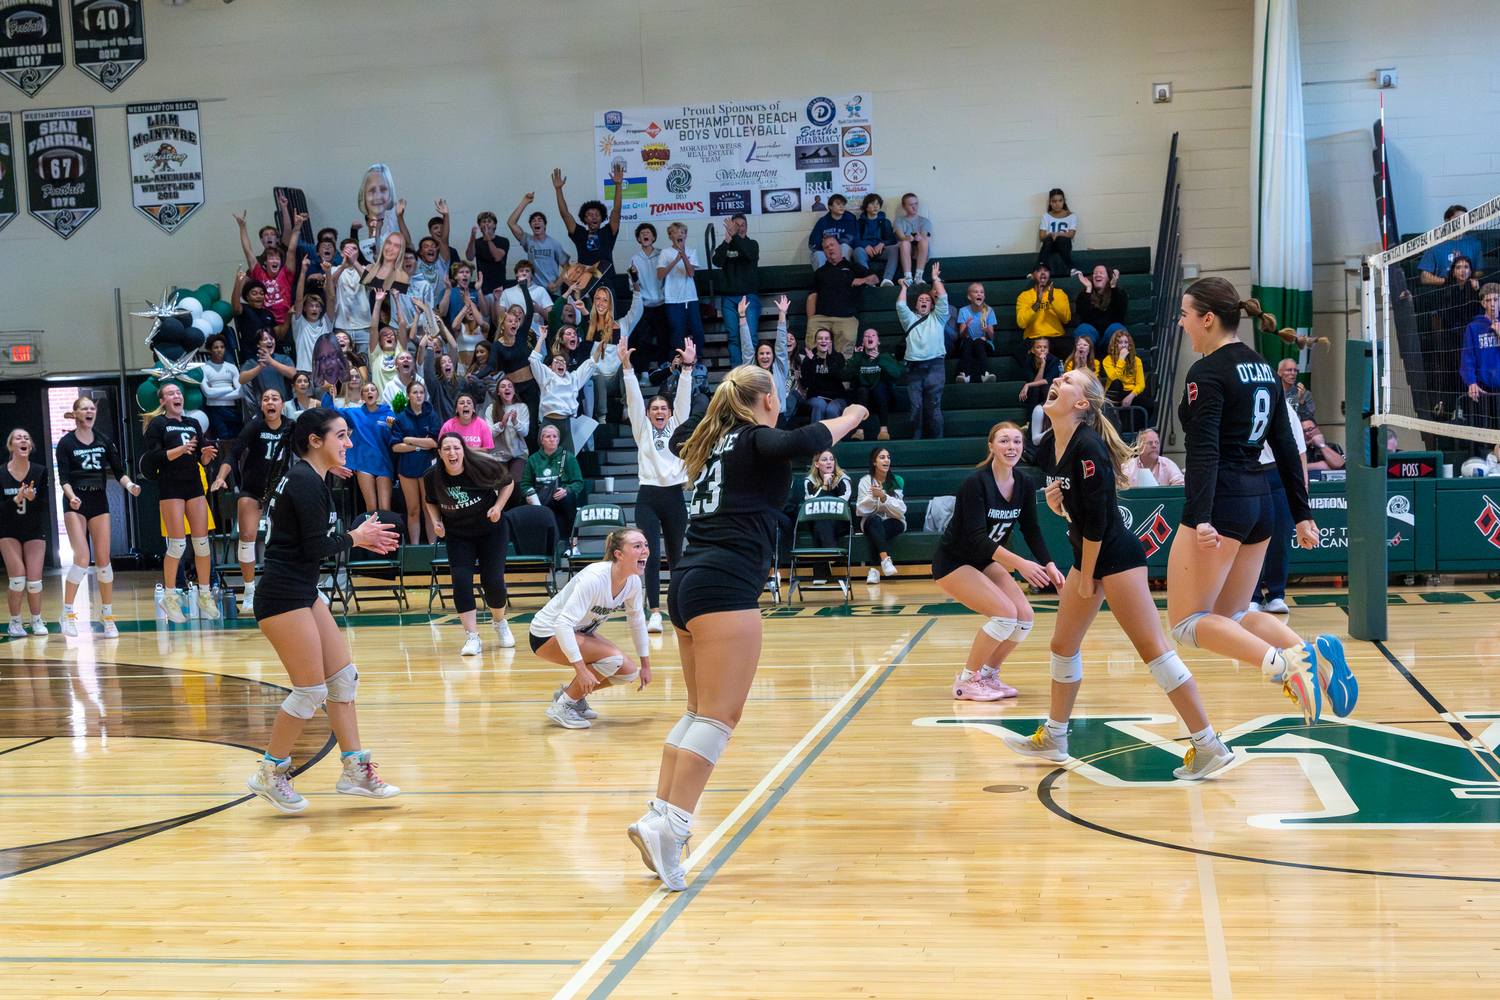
[1166,278,1357,725]
[628,366,866,892]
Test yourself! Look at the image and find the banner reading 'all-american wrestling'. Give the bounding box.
[594,93,873,222]
[0,113,18,232]
[22,105,98,238]
[71,0,146,91]
[0,0,66,97]
[127,99,203,233]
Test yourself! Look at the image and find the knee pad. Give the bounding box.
[982,616,1018,642]
[679,717,733,766]
[325,664,358,703]
[1146,651,1193,694]
[281,683,327,720]
[95,564,113,583]
[9,576,26,592]
[26,580,42,594]
[165,537,186,559]
[1050,651,1083,684]
[238,541,257,564]
[607,668,640,687]
[665,711,698,749]
[588,654,625,677]
[1170,612,1210,649]
[192,536,211,557]
[1230,610,1249,624]
[66,564,90,585]
[1011,620,1033,645]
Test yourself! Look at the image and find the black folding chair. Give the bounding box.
[788,498,853,603]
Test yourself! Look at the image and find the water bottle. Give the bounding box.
[154,583,166,621]
[217,585,235,620]
[187,584,200,620]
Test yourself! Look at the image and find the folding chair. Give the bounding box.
[788,498,853,603]
[344,510,408,612]
[427,543,450,611]
[503,505,561,599]
[567,501,627,570]
[208,488,254,603]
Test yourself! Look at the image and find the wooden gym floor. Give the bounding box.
[3,574,1500,999]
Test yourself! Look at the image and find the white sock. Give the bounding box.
[664,802,693,839]
[1189,725,1217,747]
[960,668,974,681]
[1044,718,1068,738]
[1262,646,1282,681]
[62,603,72,615]
[9,615,20,626]
[101,604,112,616]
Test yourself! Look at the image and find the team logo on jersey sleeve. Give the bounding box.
[1082,460,1095,478]
[1187,382,1198,403]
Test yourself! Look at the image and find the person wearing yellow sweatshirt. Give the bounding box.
[1014,264,1071,364]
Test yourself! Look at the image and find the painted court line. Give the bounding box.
[550,620,934,1000]
[0,956,577,966]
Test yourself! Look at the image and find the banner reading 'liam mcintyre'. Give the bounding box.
[594,93,873,222]
[22,105,99,238]
[127,99,204,233]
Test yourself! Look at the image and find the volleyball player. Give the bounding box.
[141,382,220,624]
[935,422,1065,701]
[245,408,403,813]
[1165,279,1357,724]
[56,398,141,637]
[424,432,516,655]
[3,429,48,637]
[629,368,865,892]
[1002,369,1235,780]
[529,529,652,729]
[210,388,293,615]
[618,334,695,633]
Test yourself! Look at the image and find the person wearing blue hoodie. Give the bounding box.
[1461,283,1500,451]
[807,194,860,269]
[853,194,899,285]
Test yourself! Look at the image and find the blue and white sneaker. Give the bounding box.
[1314,634,1358,718]
[1273,642,1321,726]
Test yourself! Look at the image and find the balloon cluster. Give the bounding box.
[132,283,226,435]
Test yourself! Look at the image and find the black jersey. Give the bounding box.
[55,431,125,492]
[258,461,351,602]
[143,414,207,484]
[223,417,292,493]
[1179,341,1311,528]
[674,421,833,588]
[0,460,47,538]
[1036,426,1138,567]
[938,466,1052,567]
[424,465,507,537]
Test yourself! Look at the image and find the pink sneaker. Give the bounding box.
[953,672,1004,702]
[978,667,1019,698]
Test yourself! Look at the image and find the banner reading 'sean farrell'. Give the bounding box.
[594,93,873,222]
[22,105,98,238]
[127,99,203,233]
[0,112,17,233]
[70,0,146,91]
[0,0,66,97]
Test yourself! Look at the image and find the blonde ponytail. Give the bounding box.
[680,365,775,484]
[1071,370,1140,485]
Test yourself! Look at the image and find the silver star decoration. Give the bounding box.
[141,349,205,383]
[131,290,184,349]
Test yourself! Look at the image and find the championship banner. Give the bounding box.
[22,105,98,238]
[0,112,17,232]
[594,93,873,222]
[70,0,145,91]
[127,99,203,233]
[0,0,66,97]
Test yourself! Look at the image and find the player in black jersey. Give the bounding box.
[141,382,220,624]
[56,397,141,638]
[1166,279,1357,725]
[210,387,294,616]
[3,428,49,637]
[934,422,1064,701]
[1002,368,1236,780]
[245,407,403,813]
[629,366,866,891]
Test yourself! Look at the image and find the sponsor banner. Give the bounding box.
[70,0,145,91]
[1,0,66,97]
[126,99,204,233]
[22,105,98,238]
[594,93,872,221]
[0,112,17,232]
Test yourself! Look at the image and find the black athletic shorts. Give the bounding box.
[1069,527,1149,580]
[1201,493,1275,545]
[69,488,111,521]
[930,547,991,583]
[254,595,318,621]
[158,475,206,502]
[667,567,763,633]
[1,524,47,544]
[529,630,550,654]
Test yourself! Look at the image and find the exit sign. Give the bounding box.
[1387,451,1441,479]
[8,345,33,364]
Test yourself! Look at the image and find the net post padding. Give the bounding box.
[1345,338,1388,642]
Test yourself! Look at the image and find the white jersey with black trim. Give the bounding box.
[528,561,648,664]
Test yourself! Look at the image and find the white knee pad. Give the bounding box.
[607,668,641,687]
[165,537,186,559]
[8,576,24,592]
[982,616,1017,642]
[679,717,733,766]
[192,536,211,557]
[66,564,89,585]
[326,663,359,703]
[281,683,328,720]
[1146,651,1193,694]
[1011,620,1033,645]
[238,541,257,564]
[1230,609,1249,623]
[1050,651,1083,684]
[589,654,625,677]
[95,564,113,584]
[664,711,698,749]
[26,580,42,594]
[1170,612,1209,649]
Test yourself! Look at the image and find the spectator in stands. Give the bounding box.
[1073,264,1127,347]
[409,236,447,310]
[507,191,572,293]
[1249,402,1306,615]
[743,296,793,421]
[786,332,812,427]
[345,381,397,513]
[390,379,441,543]
[1037,188,1076,278]
[898,264,949,439]
[232,269,286,360]
[808,194,859,269]
[849,328,900,441]
[199,334,244,440]
[237,330,296,419]
[491,377,530,501]
[290,261,332,369]
[1418,205,1484,286]
[495,259,550,336]
[424,200,456,271]
[285,371,317,419]
[853,194,899,286]
[1120,427,1184,487]
[324,367,364,410]
[1387,429,1401,455]
[807,235,876,354]
[1303,419,1345,471]
[1278,358,1315,422]
[1015,264,1071,365]
[1063,335,1097,375]
[799,328,847,423]
[1019,337,1063,423]
[658,221,704,357]
[803,449,853,587]
[329,240,373,349]
[439,262,488,350]
[712,214,760,365]
[467,211,510,291]
[360,232,412,319]
[953,282,998,384]
[631,223,670,369]
[1461,283,1500,448]
[553,165,624,288]
[441,389,493,455]
[1101,328,1152,420]
[1435,255,1482,394]
[522,424,583,552]
[894,193,932,283]
[236,210,297,326]
[381,350,425,408]
[856,446,906,584]
[530,333,609,455]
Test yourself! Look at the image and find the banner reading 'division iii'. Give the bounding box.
[594,93,873,222]
[0,113,18,232]
[127,100,203,233]
[0,0,67,97]
[22,105,98,238]
[70,0,146,91]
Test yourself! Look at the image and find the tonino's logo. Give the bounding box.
[804,500,846,516]
[649,201,703,216]
[1476,495,1500,549]
[1132,504,1173,557]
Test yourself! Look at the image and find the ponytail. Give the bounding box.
[1238,297,1279,337]
[430,431,511,508]
[1065,370,1139,485]
[680,364,774,484]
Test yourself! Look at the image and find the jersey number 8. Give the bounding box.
[1249,387,1271,443]
[688,460,723,517]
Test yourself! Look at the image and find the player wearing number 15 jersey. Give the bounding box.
[1165,278,1356,728]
